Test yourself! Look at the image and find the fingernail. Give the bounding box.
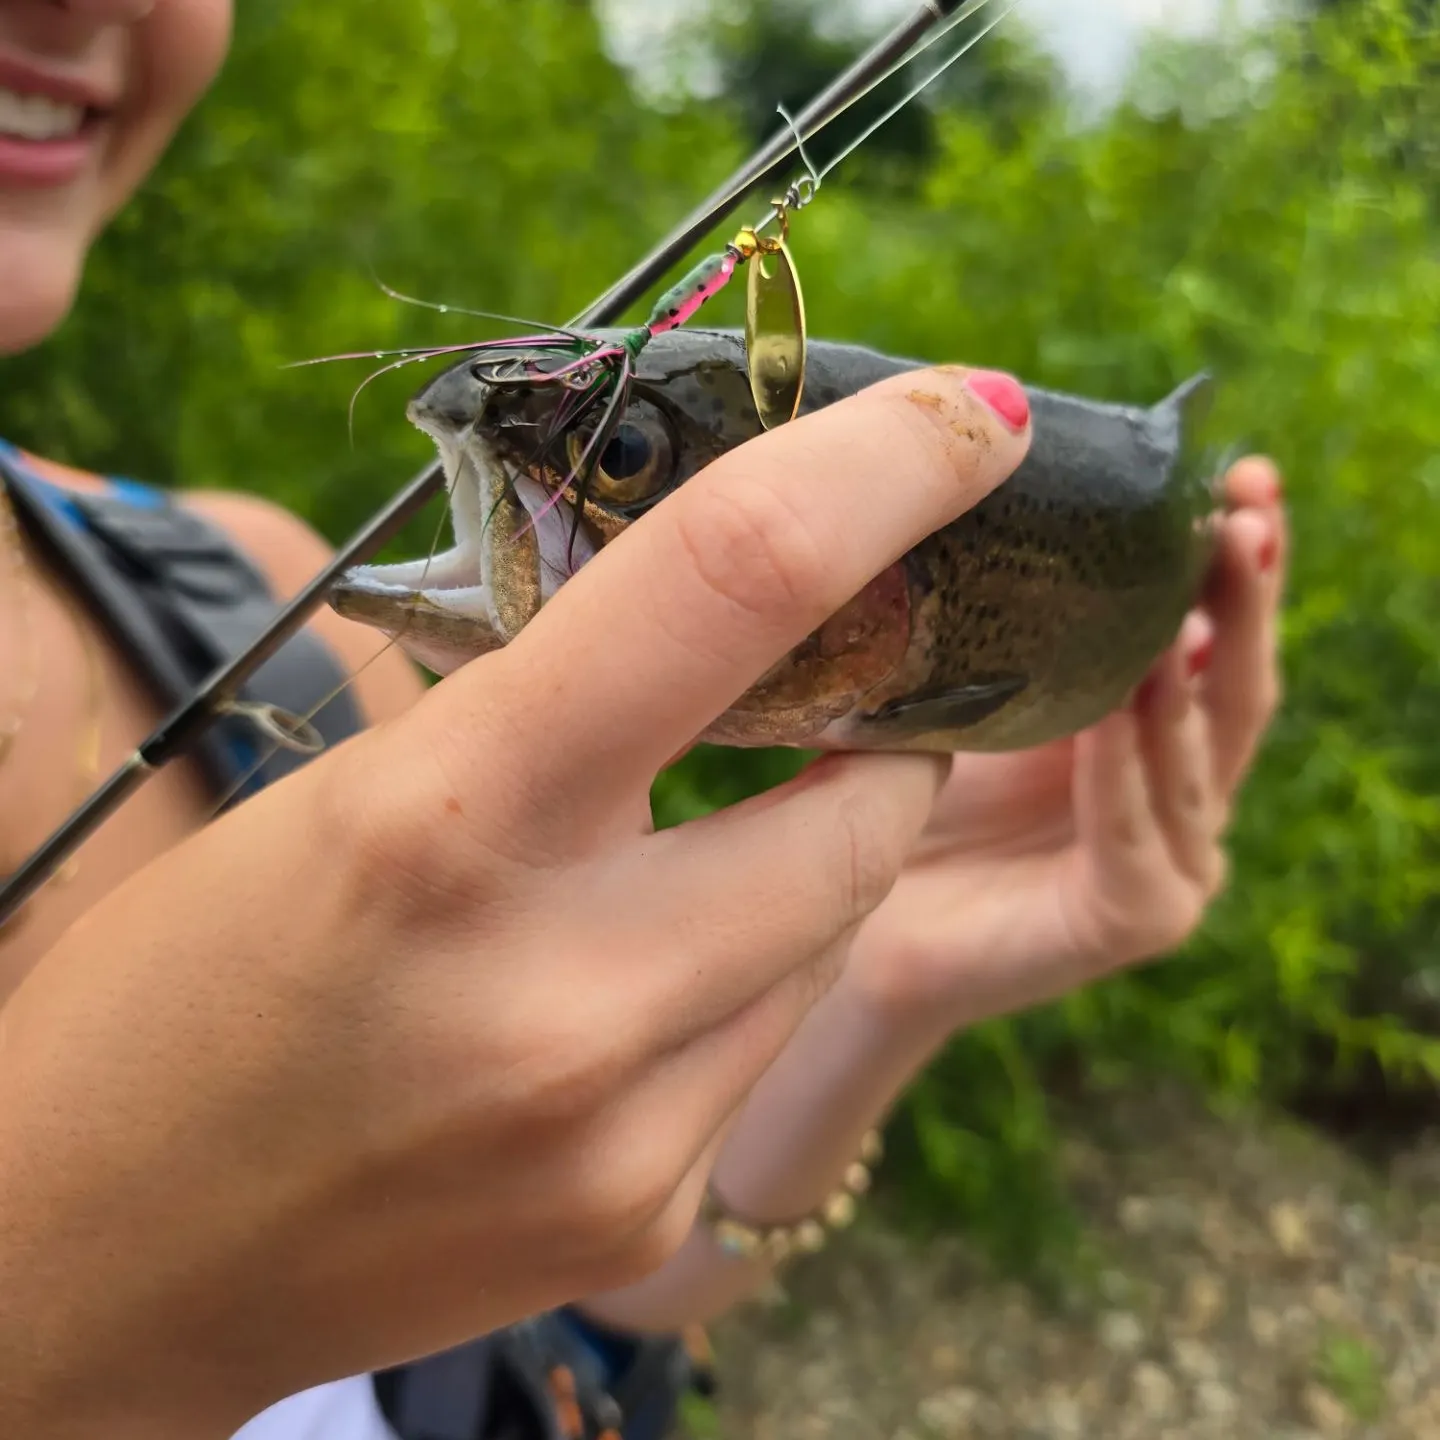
[1187,638,1214,678]
[965,369,1030,433]
[1259,535,1278,572]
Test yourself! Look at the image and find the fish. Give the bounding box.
[329,329,1220,753]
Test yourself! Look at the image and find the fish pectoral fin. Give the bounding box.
[860,674,1029,737]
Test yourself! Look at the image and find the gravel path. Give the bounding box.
[690,1088,1440,1439]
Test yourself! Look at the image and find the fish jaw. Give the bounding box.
[329,390,601,677]
[327,580,504,678]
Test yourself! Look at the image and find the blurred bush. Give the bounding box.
[3,0,1437,1272]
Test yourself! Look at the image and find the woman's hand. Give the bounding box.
[0,367,1032,1440]
[846,456,1287,1031]
[574,459,1286,1339]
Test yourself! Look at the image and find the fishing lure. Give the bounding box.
[459,159,820,543]
[474,138,818,429]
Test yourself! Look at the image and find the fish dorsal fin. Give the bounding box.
[1153,372,1215,433]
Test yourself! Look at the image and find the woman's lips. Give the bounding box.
[0,53,114,189]
[0,127,99,187]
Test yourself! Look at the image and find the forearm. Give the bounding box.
[0,1103,228,1440]
[576,971,950,1332]
[0,781,352,1440]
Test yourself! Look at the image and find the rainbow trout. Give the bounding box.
[330,330,1219,752]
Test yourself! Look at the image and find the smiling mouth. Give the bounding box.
[0,73,112,146]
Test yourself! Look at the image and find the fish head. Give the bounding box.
[330,329,760,678]
[331,328,1221,752]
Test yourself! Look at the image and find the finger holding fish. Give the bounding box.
[1062,460,1285,969]
[1135,610,1227,907]
[1201,462,1287,794]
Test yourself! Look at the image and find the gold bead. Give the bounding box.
[794,1220,827,1254]
[760,1229,793,1265]
[713,1219,762,1260]
[860,1130,883,1165]
[730,226,761,260]
[822,1192,857,1229]
[844,1162,872,1195]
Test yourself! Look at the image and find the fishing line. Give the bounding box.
[742,0,1019,252]
[201,645,389,820]
[813,1,1020,184]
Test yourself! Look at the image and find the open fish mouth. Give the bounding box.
[329,410,601,676]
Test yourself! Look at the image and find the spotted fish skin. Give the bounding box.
[785,342,1217,751]
[330,329,1219,754]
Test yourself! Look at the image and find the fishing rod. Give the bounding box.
[0,0,979,927]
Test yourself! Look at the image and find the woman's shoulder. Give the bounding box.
[183,488,428,726]
[1,448,426,727]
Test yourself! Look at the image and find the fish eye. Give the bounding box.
[565,400,677,508]
[600,423,652,480]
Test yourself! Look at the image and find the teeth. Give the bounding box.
[0,86,86,141]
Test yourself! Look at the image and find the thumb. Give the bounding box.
[450,364,1034,819]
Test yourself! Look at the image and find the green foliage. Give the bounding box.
[1314,1329,1387,1421]
[3,0,1438,1271]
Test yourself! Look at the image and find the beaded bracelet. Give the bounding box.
[698,1129,883,1266]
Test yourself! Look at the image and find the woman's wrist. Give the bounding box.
[699,965,947,1227]
[575,962,954,1332]
[828,945,979,1056]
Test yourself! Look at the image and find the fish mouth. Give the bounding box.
[329,414,601,674]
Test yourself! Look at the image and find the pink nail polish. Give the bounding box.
[1187,638,1214,678]
[1259,536,1278,572]
[965,370,1030,433]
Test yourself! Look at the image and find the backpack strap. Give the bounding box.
[0,444,363,807]
[373,1310,698,1440]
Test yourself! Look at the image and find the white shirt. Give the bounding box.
[230,1377,394,1440]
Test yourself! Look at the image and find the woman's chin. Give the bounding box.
[0,236,84,356]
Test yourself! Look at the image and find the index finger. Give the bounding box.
[458,365,1033,815]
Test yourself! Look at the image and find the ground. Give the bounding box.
[686,1087,1440,1440]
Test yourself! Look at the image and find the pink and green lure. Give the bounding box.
[290,235,766,541]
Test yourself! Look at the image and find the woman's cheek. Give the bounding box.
[97,0,231,223]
